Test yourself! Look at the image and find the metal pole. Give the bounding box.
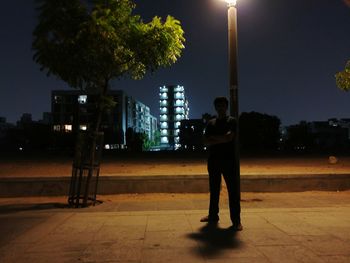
[228,5,240,194]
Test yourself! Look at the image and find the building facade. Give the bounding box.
[0,117,14,142]
[51,90,157,149]
[159,85,189,150]
[328,118,350,139]
[285,119,350,152]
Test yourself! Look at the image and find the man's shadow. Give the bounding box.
[187,223,242,257]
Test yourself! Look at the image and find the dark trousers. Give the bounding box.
[207,158,241,224]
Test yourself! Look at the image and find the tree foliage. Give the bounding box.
[32,0,185,95]
[335,60,350,92]
[32,0,185,206]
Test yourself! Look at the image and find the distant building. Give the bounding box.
[149,115,158,142]
[285,119,349,152]
[159,85,189,150]
[39,112,53,125]
[51,90,157,149]
[328,118,350,139]
[17,113,33,127]
[126,98,154,138]
[1,114,51,152]
[0,117,14,141]
[309,121,348,150]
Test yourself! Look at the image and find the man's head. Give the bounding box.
[214,97,229,117]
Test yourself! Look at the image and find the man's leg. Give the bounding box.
[206,158,221,221]
[222,161,241,227]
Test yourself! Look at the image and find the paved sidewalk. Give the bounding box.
[0,191,349,263]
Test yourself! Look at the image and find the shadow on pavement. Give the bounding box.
[187,223,242,257]
[0,203,70,214]
[0,199,106,214]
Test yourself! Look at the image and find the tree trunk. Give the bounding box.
[68,81,108,207]
[82,84,107,205]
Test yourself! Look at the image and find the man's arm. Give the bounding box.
[203,131,234,146]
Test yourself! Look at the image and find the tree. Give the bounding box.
[141,131,160,151]
[32,0,185,206]
[125,127,143,152]
[335,60,350,92]
[239,112,281,153]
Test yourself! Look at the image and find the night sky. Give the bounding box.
[0,0,349,125]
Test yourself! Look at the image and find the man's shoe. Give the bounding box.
[200,215,219,223]
[230,223,243,231]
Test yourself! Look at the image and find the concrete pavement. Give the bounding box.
[0,191,349,262]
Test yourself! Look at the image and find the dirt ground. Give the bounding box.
[0,154,349,178]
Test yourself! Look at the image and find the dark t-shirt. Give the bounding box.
[205,116,236,160]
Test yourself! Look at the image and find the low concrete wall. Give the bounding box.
[241,174,350,192]
[0,176,209,197]
[0,174,349,197]
[0,177,71,197]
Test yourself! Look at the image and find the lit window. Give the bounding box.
[175,92,184,99]
[78,95,87,104]
[54,95,62,104]
[79,125,87,131]
[161,129,168,135]
[175,99,184,106]
[175,122,181,128]
[53,125,61,131]
[160,86,168,92]
[161,122,168,129]
[175,107,184,113]
[174,86,184,92]
[64,124,72,132]
[161,137,169,144]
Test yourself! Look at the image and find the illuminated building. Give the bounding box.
[51,90,157,149]
[159,85,189,150]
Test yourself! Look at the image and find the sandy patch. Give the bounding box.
[0,156,349,178]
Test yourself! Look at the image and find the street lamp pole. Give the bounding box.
[226,0,240,194]
[227,1,239,118]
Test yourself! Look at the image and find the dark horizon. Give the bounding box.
[0,0,349,126]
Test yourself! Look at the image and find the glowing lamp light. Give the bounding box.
[223,0,237,7]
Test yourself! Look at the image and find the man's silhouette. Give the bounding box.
[201,97,242,231]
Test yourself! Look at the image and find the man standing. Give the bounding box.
[200,97,242,231]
